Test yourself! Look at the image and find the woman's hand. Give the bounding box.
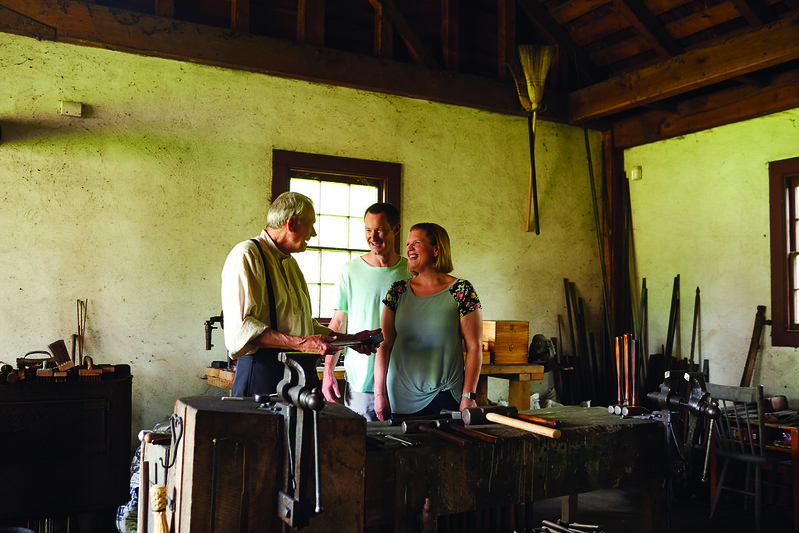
[374,393,391,421]
[459,396,477,412]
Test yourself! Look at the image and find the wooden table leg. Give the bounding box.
[507,378,531,410]
[641,475,661,533]
[561,493,577,523]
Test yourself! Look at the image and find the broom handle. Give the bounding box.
[527,111,539,234]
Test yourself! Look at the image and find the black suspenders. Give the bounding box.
[250,239,278,330]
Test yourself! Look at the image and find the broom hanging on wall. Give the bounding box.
[508,44,556,234]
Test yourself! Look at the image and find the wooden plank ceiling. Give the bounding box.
[1,0,798,148]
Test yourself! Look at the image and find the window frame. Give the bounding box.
[769,156,799,347]
[272,150,401,321]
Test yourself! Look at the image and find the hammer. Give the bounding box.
[461,407,562,439]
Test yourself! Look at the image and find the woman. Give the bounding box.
[373,222,483,421]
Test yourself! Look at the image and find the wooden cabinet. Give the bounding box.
[0,370,132,530]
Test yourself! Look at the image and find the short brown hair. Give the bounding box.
[409,222,453,274]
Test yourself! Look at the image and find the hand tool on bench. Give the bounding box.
[401,420,471,447]
[434,418,503,444]
[461,406,562,439]
[509,412,562,429]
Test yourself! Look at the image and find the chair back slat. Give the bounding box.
[706,383,766,458]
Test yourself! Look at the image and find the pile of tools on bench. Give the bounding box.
[367,405,562,449]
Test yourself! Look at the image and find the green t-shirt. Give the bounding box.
[335,256,410,392]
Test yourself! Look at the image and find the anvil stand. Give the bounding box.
[255,352,326,531]
[646,371,720,533]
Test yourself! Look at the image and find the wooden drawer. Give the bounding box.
[483,320,529,364]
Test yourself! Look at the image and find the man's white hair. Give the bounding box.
[267,191,314,228]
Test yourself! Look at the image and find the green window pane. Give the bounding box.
[295,249,320,282]
[317,215,349,248]
[351,184,379,217]
[290,178,321,207]
[320,181,350,216]
[307,283,321,318]
[349,217,369,251]
[320,284,338,319]
[321,250,351,284]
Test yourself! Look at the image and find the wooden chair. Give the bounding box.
[706,383,784,532]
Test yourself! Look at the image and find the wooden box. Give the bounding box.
[168,396,365,533]
[483,320,529,364]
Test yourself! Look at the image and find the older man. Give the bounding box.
[221,191,377,397]
[322,202,409,420]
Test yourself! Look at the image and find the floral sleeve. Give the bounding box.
[382,279,410,312]
[450,279,481,317]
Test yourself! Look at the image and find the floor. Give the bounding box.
[528,483,795,533]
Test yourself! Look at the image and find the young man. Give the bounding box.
[322,203,410,420]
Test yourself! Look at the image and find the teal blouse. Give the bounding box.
[383,278,481,414]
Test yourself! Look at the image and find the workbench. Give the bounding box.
[366,406,663,532]
[206,362,544,409]
[167,398,663,532]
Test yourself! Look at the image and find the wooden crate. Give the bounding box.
[483,320,529,365]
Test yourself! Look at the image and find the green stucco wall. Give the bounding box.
[626,109,799,398]
[0,33,604,436]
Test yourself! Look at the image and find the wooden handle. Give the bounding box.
[486,412,561,439]
[511,413,562,429]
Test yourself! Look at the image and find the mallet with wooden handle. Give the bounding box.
[462,407,561,439]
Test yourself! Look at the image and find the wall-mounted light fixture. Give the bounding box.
[59,101,83,118]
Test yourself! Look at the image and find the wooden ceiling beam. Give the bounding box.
[612,68,799,149]
[0,0,523,114]
[441,0,459,72]
[515,0,603,85]
[497,0,514,81]
[568,13,799,122]
[729,0,775,27]
[611,0,682,58]
[297,0,324,46]
[367,0,438,69]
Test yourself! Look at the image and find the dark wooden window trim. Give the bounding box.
[769,156,799,347]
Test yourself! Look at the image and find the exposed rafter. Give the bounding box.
[297,0,324,46]
[612,0,682,58]
[366,0,438,69]
[0,0,518,114]
[730,0,776,26]
[441,0,459,72]
[568,13,799,123]
[516,0,603,84]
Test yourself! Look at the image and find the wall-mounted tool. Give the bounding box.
[204,313,224,350]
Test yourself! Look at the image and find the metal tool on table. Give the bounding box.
[254,351,327,530]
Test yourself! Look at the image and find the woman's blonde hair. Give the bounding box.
[409,222,453,274]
